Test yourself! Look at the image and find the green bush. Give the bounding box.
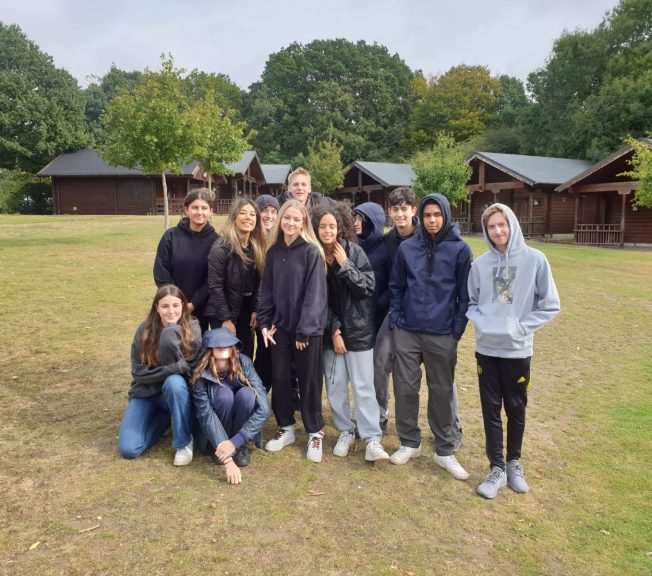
[0,170,52,214]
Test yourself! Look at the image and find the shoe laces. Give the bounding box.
[510,462,524,478]
[310,434,322,449]
[274,428,288,440]
[487,467,504,484]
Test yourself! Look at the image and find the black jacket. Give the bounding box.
[384,215,420,262]
[257,236,327,343]
[324,240,376,352]
[153,219,218,321]
[278,190,326,210]
[206,238,260,326]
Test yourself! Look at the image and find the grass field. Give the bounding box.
[0,214,650,576]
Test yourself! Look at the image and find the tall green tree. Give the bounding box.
[411,133,471,205]
[244,39,414,164]
[184,70,244,114]
[294,140,344,194]
[0,23,89,172]
[620,137,652,208]
[100,56,199,229]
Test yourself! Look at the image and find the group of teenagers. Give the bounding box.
[117,167,560,499]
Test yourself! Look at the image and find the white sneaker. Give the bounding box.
[173,438,193,466]
[333,430,355,457]
[365,440,390,462]
[389,444,422,465]
[265,426,296,452]
[434,454,469,480]
[306,432,324,463]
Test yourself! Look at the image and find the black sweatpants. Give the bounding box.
[270,327,324,434]
[476,352,531,470]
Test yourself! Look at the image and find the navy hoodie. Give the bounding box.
[389,193,472,340]
[153,218,218,321]
[353,202,392,330]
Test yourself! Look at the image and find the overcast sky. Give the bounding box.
[2,0,619,89]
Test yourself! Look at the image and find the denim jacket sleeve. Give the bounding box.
[192,378,230,449]
[236,354,271,443]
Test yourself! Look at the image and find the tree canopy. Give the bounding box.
[620,137,652,208]
[294,140,344,194]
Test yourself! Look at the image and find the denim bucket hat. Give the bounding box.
[201,328,242,351]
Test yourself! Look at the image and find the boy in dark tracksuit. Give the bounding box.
[388,193,472,480]
[467,203,560,498]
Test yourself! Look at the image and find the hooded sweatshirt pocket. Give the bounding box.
[473,315,527,350]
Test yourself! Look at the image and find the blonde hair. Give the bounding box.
[266,199,325,266]
[481,204,509,229]
[190,346,254,393]
[220,198,266,277]
[288,166,311,186]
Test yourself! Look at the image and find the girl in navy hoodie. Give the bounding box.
[257,200,328,463]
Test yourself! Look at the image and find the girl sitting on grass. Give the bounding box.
[118,285,200,466]
[191,328,270,485]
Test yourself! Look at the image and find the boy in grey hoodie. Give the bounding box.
[467,203,560,499]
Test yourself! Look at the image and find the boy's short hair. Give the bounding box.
[288,167,311,185]
[481,204,509,228]
[388,186,418,208]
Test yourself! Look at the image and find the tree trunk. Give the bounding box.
[161,171,170,230]
[208,173,213,192]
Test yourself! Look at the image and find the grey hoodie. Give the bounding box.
[466,203,560,358]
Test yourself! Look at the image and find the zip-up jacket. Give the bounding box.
[324,239,376,352]
[257,236,327,343]
[384,215,420,262]
[389,193,472,340]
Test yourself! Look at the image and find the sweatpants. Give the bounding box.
[476,352,530,470]
[372,315,393,422]
[323,348,382,442]
[392,328,458,455]
[270,327,324,434]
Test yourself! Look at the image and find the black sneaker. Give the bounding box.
[233,446,251,468]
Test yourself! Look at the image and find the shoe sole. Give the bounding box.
[434,457,469,480]
[366,453,390,462]
[173,457,193,466]
[333,448,350,457]
[507,482,529,493]
[306,453,322,463]
[265,436,296,452]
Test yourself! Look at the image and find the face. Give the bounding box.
[185,199,211,231]
[389,203,417,233]
[234,203,257,235]
[288,174,311,204]
[211,347,232,361]
[422,202,445,238]
[353,213,364,236]
[486,211,510,252]
[156,295,183,326]
[260,205,278,232]
[280,206,304,242]
[318,213,338,246]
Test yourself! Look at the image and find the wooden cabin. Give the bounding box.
[556,139,652,247]
[464,152,593,237]
[259,164,291,197]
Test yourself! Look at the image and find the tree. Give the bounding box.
[0,23,89,172]
[411,134,471,206]
[244,39,414,164]
[620,137,652,208]
[294,140,344,194]
[184,70,244,115]
[100,56,199,229]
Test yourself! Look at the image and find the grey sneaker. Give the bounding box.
[265,426,296,452]
[433,454,469,480]
[506,460,529,493]
[173,438,193,466]
[365,440,390,462]
[389,444,422,465]
[477,466,507,499]
[333,430,355,457]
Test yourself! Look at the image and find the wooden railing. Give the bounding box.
[519,217,546,237]
[452,219,472,235]
[575,224,623,246]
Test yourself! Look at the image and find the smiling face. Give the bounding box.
[318,213,338,247]
[389,202,417,236]
[288,174,311,205]
[260,205,278,232]
[234,202,257,236]
[280,206,304,243]
[486,210,510,253]
[422,202,444,239]
[185,199,212,231]
[156,294,183,326]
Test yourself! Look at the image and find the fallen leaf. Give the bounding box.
[29,541,41,550]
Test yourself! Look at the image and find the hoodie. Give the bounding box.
[353,202,392,329]
[466,203,560,358]
[389,193,472,339]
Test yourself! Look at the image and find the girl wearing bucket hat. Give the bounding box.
[191,328,270,484]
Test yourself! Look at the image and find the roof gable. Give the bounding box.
[346,161,415,187]
[261,164,291,185]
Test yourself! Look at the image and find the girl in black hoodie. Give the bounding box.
[257,200,328,463]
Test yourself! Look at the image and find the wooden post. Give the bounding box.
[620,191,627,247]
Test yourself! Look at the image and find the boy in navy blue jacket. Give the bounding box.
[388,193,472,480]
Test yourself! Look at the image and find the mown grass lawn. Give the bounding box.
[0,214,650,576]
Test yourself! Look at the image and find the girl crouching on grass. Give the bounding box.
[312,203,390,463]
[258,200,328,462]
[191,328,270,485]
[118,285,200,465]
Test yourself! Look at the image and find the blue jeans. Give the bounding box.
[118,374,192,458]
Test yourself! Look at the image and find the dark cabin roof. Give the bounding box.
[37,149,201,177]
[468,152,593,187]
[261,164,291,185]
[555,138,652,192]
[224,150,265,183]
[346,161,415,187]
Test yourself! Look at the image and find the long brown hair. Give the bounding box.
[140,285,196,366]
[220,198,266,277]
[190,346,255,394]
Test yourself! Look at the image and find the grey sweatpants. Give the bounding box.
[392,328,458,456]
